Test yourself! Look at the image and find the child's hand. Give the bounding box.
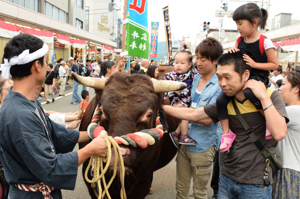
[227,47,240,53]
[243,79,268,101]
[243,54,256,68]
[173,101,185,108]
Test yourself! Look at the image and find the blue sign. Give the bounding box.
[52,54,57,64]
[150,22,159,59]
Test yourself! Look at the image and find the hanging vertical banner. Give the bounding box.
[126,0,149,59]
[163,6,172,62]
[150,22,159,59]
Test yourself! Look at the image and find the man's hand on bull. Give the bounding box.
[89,136,108,156]
[87,123,107,140]
[77,136,108,166]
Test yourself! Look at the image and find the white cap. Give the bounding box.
[68,57,74,61]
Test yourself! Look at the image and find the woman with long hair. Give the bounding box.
[273,68,300,198]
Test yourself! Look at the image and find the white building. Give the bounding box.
[0,0,117,63]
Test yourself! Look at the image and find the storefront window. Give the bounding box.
[9,0,40,12]
[44,2,68,23]
[45,2,52,17]
[53,6,59,20]
[20,0,25,7]
[85,6,89,31]
[76,0,84,9]
[75,18,83,29]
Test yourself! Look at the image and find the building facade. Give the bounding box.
[0,0,116,65]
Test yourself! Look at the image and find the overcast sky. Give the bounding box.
[119,0,300,42]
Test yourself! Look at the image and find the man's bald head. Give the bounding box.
[141,59,150,69]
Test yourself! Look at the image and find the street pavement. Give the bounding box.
[40,83,193,199]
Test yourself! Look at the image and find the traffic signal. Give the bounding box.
[203,22,206,31]
[207,22,210,30]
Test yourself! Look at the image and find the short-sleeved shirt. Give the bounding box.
[45,71,56,85]
[278,105,300,172]
[204,88,288,185]
[59,65,66,77]
[79,65,90,77]
[79,100,89,112]
[71,64,78,73]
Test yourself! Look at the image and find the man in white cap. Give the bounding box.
[69,57,82,104]
[59,61,67,96]
[0,34,108,199]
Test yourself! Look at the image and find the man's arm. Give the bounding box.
[268,76,277,87]
[77,136,108,166]
[114,57,125,73]
[78,131,90,143]
[244,79,287,141]
[163,105,211,124]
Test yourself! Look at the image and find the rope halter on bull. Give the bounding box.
[85,108,166,199]
[71,71,187,199]
[89,109,166,148]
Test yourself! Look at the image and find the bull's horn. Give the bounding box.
[152,80,187,93]
[71,72,107,89]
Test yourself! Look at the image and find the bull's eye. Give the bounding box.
[147,112,153,118]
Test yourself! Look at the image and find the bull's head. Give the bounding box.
[72,72,185,197]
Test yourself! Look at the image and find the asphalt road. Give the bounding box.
[40,82,193,199]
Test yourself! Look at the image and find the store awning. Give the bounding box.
[274,38,300,52]
[22,28,53,43]
[0,20,53,43]
[103,45,113,55]
[0,20,21,38]
[56,34,85,49]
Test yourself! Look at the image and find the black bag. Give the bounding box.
[232,100,283,173]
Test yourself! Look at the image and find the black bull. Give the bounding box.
[74,72,185,199]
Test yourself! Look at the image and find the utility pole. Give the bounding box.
[216,0,232,45]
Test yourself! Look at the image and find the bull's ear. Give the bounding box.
[152,80,187,93]
[71,72,107,90]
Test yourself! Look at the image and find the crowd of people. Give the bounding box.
[0,2,299,199]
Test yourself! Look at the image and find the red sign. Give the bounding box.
[150,53,157,58]
[54,42,65,48]
[129,0,147,14]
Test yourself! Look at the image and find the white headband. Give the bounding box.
[1,43,49,79]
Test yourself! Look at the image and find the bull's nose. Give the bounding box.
[120,147,130,156]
